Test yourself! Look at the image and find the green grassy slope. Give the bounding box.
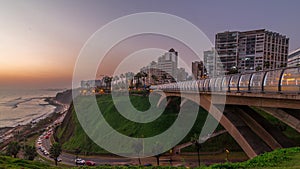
[206,147,300,169]
[55,94,240,154]
[0,156,57,169]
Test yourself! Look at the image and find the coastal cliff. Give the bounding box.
[54,89,73,105]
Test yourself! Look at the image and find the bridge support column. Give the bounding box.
[199,96,271,158]
[156,95,166,108]
[180,98,188,108]
[156,95,173,108]
[235,107,283,149]
[258,107,300,133]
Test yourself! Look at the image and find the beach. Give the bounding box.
[0,89,72,150]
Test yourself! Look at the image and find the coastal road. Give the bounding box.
[37,132,190,166]
[37,119,136,166]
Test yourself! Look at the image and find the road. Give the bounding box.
[35,113,137,166]
[36,129,238,167]
[36,129,199,167]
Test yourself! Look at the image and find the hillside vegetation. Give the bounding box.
[0,156,56,169]
[55,94,241,154]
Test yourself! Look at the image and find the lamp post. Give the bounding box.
[225,149,230,161]
[169,149,173,166]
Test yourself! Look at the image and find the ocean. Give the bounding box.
[0,88,64,128]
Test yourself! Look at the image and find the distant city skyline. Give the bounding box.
[1,0,300,88]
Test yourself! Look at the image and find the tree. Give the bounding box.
[49,143,62,166]
[103,76,113,91]
[24,145,37,160]
[141,72,148,88]
[6,142,20,158]
[152,142,163,166]
[191,134,201,167]
[227,66,238,75]
[264,61,270,69]
[134,72,143,89]
[151,75,158,85]
[255,66,262,72]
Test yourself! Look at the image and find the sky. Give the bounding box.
[1,0,300,89]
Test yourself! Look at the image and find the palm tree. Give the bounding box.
[141,72,148,88]
[24,145,37,160]
[6,142,20,158]
[103,76,112,91]
[191,133,201,167]
[161,73,167,84]
[134,72,143,89]
[49,143,62,166]
[151,75,158,85]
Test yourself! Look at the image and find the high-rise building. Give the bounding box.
[215,31,239,75]
[140,48,184,84]
[288,48,300,67]
[157,48,178,82]
[215,29,289,75]
[192,61,205,79]
[140,61,159,85]
[203,49,216,77]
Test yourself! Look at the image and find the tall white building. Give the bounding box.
[157,48,178,81]
[288,48,300,67]
[140,48,188,84]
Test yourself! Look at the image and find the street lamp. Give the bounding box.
[225,149,230,161]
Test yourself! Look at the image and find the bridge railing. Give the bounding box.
[151,67,300,94]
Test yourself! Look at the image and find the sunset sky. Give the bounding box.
[1,0,300,89]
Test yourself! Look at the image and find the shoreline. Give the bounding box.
[0,90,72,149]
[0,97,56,129]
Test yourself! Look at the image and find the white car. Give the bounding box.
[57,158,62,162]
[43,150,49,155]
[75,158,85,165]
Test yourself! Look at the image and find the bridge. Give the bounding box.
[151,67,300,158]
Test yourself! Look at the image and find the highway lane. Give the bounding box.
[36,128,135,166]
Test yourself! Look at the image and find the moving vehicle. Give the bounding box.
[75,158,85,165]
[85,160,96,166]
